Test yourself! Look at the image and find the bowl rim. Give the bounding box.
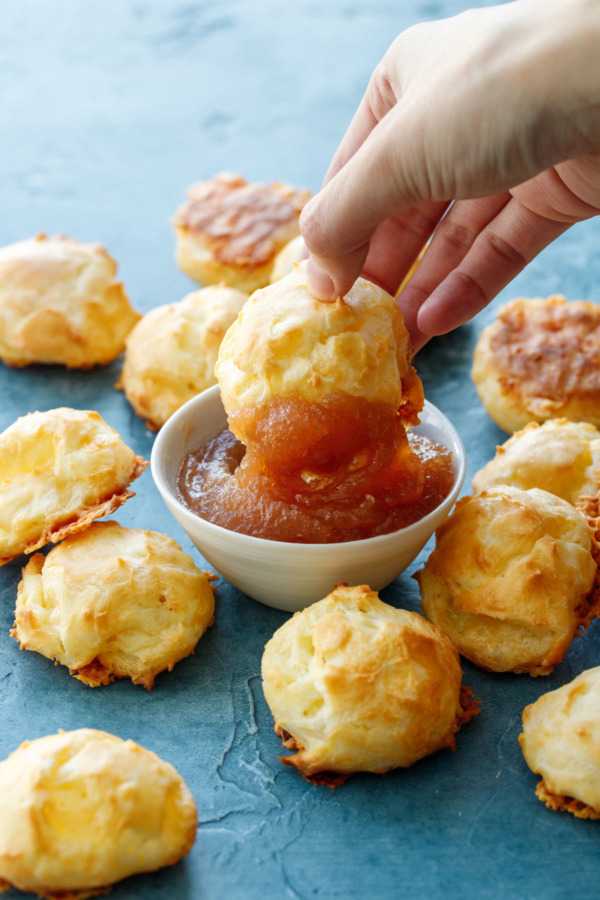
[151,385,466,552]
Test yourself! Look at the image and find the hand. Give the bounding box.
[299,0,600,352]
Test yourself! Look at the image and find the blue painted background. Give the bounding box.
[1,2,600,898]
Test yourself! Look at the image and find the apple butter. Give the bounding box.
[176,394,454,543]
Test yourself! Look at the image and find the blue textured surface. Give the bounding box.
[2,2,600,898]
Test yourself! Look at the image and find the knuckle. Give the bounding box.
[398,205,440,241]
[484,230,527,269]
[367,63,396,120]
[454,270,488,308]
[439,220,478,255]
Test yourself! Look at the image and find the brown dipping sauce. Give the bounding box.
[177,396,454,543]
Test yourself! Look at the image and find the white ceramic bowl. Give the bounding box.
[151,385,466,612]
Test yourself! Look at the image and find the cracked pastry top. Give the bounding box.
[417,484,599,675]
[173,172,312,293]
[216,260,423,425]
[118,283,248,430]
[0,234,140,368]
[0,407,146,566]
[0,728,197,898]
[261,583,478,785]
[471,418,600,517]
[520,666,600,819]
[12,521,216,690]
[472,296,600,433]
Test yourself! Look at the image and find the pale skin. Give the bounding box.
[300,0,600,352]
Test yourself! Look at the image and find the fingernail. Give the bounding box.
[306,256,336,301]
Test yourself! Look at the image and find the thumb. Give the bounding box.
[300,109,429,300]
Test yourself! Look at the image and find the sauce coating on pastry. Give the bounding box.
[178,264,455,543]
[177,415,453,542]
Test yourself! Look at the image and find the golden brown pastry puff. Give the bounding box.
[173,172,312,292]
[471,419,600,516]
[472,296,600,433]
[0,728,197,898]
[0,407,146,566]
[519,666,600,819]
[12,521,215,689]
[0,234,140,368]
[269,234,305,283]
[118,283,248,430]
[216,260,424,444]
[261,584,477,785]
[417,485,598,675]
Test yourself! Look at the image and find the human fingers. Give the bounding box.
[304,0,600,304]
[396,194,512,341]
[414,199,569,345]
[302,5,532,302]
[511,151,600,222]
[358,199,449,297]
[412,151,600,343]
[301,110,428,300]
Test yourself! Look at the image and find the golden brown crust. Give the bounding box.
[12,522,215,690]
[118,284,248,429]
[519,666,600,817]
[418,485,598,675]
[472,296,600,432]
[456,685,482,728]
[0,408,147,566]
[11,886,112,900]
[262,584,473,783]
[216,261,423,438]
[0,729,197,896]
[535,780,600,820]
[0,234,140,368]
[273,684,480,790]
[173,173,311,292]
[472,419,600,511]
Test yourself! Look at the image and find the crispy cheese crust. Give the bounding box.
[472,296,600,433]
[12,521,216,690]
[0,408,147,566]
[118,284,248,429]
[471,418,600,515]
[520,666,600,818]
[0,234,140,368]
[173,173,311,292]
[418,485,598,675]
[261,584,477,784]
[0,729,197,898]
[216,261,423,440]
